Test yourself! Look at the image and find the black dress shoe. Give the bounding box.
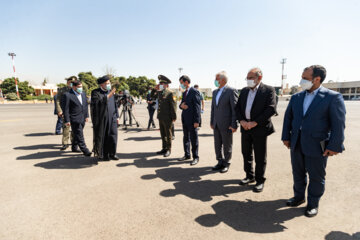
[305,207,318,217]
[190,158,199,166]
[109,155,119,160]
[286,198,305,207]
[156,149,167,155]
[163,150,171,157]
[178,155,191,161]
[212,164,223,171]
[253,183,264,192]
[239,178,255,185]
[60,145,69,151]
[83,151,92,157]
[220,166,229,173]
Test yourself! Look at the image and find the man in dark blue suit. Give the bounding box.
[53,94,62,135]
[63,80,92,156]
[282,65,346,217]
[178,75,201,166]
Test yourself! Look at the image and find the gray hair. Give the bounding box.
[216,71,228,82]
[249,67,263,78]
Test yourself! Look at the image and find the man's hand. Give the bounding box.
[180,102,188,109]
[172,119,176,123]
[323,149,339,157]
[211,124,214,130]
[108,88,116,98]
[283,140,290,149]
[65,122,71,126]
[57,112,63,117]
[117,118,120,125]
[240,120,249,130]
[85,118,89,122]
[194,123,199,128]
[229,126,237,133]
[247,121,258,130]
[155,84,160,91]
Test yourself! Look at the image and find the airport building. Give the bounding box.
[322,81,360,100]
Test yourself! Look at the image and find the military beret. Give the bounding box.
[97,75,111,84]
[158,75,171,84]
[65,76,77,81]
[179,75,191,83]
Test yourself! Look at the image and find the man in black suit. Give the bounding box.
[63,80,92,156]
[178,75,201,166]
[146,87,156,130]
[236,68,276,192]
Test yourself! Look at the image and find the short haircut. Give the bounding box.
[179,75,191,83]
[249,67,263,78]
[194,84,199,88]
[309,65,327,83]
[216,71,228,82]
[72,80,82,86]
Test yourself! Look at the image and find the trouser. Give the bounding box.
[62,118,73,145]
[172,123,175,137]
[103,118,118,157]
[159,119,172,151]
[291,135,328,208]
[147,107,156,128]
[70,122,87,152]
[213,126,233,167]
[183,123,199,158]
[55,116,63,134]
[241,131,268,184]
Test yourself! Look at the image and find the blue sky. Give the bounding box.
[0,0,359,89]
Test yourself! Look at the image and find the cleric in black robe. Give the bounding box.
[90,75,119,160]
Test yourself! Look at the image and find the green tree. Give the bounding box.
[0,78,34,100]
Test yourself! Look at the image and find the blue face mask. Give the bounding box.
[69,83,73,88]
[214,80,220,88]
[180,83,186,90]
[76,87,83,94]
[106,83,111,91]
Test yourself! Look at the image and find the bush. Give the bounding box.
[23,95,33,100]
[6,92,19,101]
[35,94,51,100]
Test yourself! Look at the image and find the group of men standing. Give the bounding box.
[150,65,345,218]
[55,75,119,162]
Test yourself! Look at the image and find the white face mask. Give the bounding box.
[247,80,256,88]
[159,84,164,91]
[299,79,313,90]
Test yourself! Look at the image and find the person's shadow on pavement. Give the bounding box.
[325,231,360,240]
[195,199,304,233]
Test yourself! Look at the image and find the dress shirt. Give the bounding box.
[245,85,259,120]
[73,89,83,105]
[216,85,226,105]
[303,86,321,115]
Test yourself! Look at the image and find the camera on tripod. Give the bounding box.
[116,90,140,129]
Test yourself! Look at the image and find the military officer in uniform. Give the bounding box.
[152,75,177,157]
[56,76,76,151]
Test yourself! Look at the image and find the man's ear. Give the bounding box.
[258,76,262,81]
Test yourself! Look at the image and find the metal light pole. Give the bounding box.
[8,52,20,98]
[280,58,287,95]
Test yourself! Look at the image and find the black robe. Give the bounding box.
[91,88,119,158]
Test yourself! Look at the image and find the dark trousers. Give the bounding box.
[159,119,172,151]
[103,118,118,157]
[214,126,233,167]
[71,122,87,152]
[291,135,328,208]
[183,123,199,158]
[55,116,63,134]
[241,131,267,183]
[147,107,156,128]
[172,123,175,137]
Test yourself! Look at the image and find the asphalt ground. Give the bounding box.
[0,100,359,240]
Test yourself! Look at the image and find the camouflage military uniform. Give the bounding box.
[56,86,73,146]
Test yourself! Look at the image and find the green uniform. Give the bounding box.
[152,89,177,151]
[56,86,73,145]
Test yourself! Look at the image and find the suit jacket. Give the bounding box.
[146,93,156,109]
[210,85,239,131]
[281,87,346,157]
[236,83,277,136]
[179,87,201,125]
[64,90,89,124]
